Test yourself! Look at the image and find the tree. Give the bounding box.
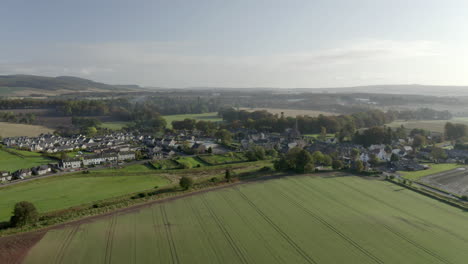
[319,126,327,141]
[179,176,194,190]
[390,153,400,162]
[332,159,343,170]
[311,151,325,164]
[354,160,364,173]
[10,201,39,227]
[369,153,380,166]
[245,146,266,161]
[215,129,233,145]
[295,149,314,173]
[225,169,232,182]
[350,148,360,161]
[322,154,332,166]
[85,126,98,137]
[431,147,447,162]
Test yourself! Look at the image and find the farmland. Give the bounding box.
[240,107,337,117]
[399,163,462,180]
[419,167,468,196]
[100,121,131,130]
[163,112,222,128]
[0,122,53,138]
[0,149,54,173]
[21,175,468,264]
[386,117,468,133]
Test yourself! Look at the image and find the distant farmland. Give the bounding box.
[163,112,222,128]
[0,122,53,137]
[240,107,337,117]
[21,176,468,264]
[387,117,468,133]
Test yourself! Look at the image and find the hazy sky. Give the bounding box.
[2,0,468,88]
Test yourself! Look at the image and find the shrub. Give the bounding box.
[210,177,219,183]
[225,169,232,182]
[179,176,194,190]
[10,201,39,227]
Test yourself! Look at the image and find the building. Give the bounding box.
[60,158,82,169]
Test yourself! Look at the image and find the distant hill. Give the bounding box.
[0,75,142,96]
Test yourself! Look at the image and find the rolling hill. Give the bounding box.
[0,75,142,96]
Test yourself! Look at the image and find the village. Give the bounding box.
[1,123,467,184]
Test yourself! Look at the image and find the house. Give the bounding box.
[118,151,136,161]
[191,143,206,154]
[60,158,82,169]
[0,171,9,177]
[32,165,51,175]
[12,169,32,179]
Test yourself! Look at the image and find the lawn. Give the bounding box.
[151,159,181,170]
[0,164,170,221]
[174,156,207,168]
[0,149,54,173]
[399,163,463,180]
[197,152,248,165]
[24,175,468,263]
[163,112,222,128]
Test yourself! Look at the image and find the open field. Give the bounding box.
[387,118,468,133]
[399,163,463,181]
[163,112,222,128]
[0,149,54,173]
[0,164,170,222]
[240,107,337,117]
[420,167,468,196]
[18,175,468,264]
[198,152,248,165]
[0,122,53,138]
[100,121,131,130]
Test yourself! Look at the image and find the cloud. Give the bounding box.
[0,39,454,87]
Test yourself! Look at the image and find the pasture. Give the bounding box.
[0,122,53,138]
[0,164,170,222]
[0,149,54,173]
[22,175,468,264]
[163,112,222,128]
[240,107,337,117]
[419,167,468,196]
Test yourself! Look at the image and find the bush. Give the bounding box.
[225,169,233,182]
[10,201,39,227]
[179,176,194,190]
[332,160,343,170]
[210,177,219,183]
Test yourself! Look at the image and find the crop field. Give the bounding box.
[240,107,337,117]
[0,122,53,138]
[0,149,54,173]
[419,166,468,196]
[0,164,170,222]
[399,163,462,180]
[163,112,222,128]
[21,175,468,264]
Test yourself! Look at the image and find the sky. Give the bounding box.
[1,0,468,88]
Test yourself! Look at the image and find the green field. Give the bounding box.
[0,164,170,221]
[399,163,463,180]
[174,156,207,168]
[387,118,468,133]
[24,175,468,263]
[163,112,222,128]
[198,152,248,165]
[0,149,54,173]
[100,122,131,130]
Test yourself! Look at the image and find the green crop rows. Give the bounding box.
[24,176,468,263]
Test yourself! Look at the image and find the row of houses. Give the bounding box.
[2,133,139,154]
[1,165,53,182]
[60,151,136,169]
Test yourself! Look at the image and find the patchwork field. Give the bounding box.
[387,118,468,133]
[240,107,337,117]
[19,175,468,264]
[163,112,222,128]
[0,149,54,173]
[0,122,53,138]
[0,164,170,222]
[419,167,468,196]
